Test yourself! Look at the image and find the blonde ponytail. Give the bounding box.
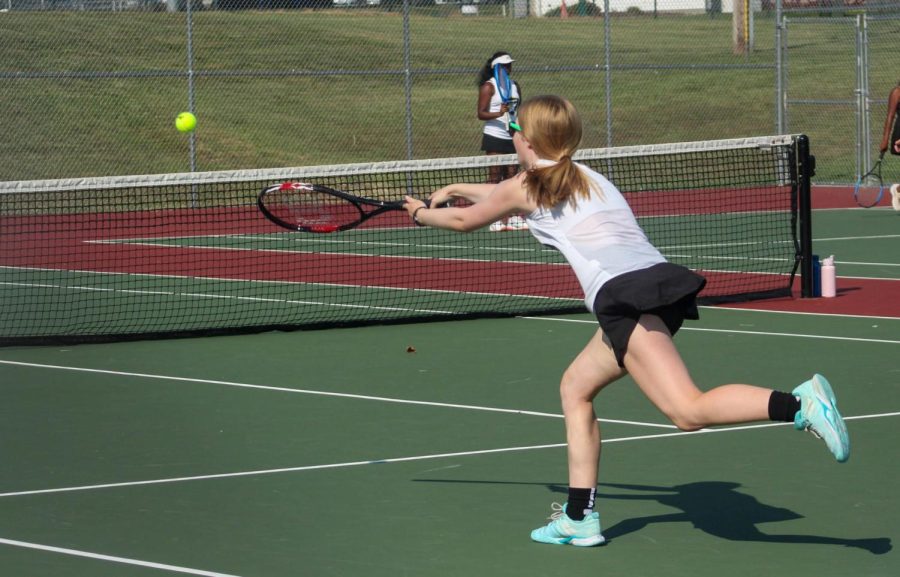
[524,156,597,208]
[517,96,599,209]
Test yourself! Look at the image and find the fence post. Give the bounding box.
[604,0,612,148]
[186,0,196,175]
[775,0,784,134]
[861,13,871,175]
[403,0,413,160]
[855,14,868,180]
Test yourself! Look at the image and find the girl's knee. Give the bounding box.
[671,416,704,432]
[559,369,599,406]
[663,400,705,431]
[558,370,581,402]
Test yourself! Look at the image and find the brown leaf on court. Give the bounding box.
[406,346,416,353]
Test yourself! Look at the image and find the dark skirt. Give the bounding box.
[591,262,707,367]
[481,132,516,154]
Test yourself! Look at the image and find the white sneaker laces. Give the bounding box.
[547,502,565,521]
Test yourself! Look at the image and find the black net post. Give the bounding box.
[797,134,815,299]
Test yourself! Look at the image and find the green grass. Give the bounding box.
[0,10,897,183]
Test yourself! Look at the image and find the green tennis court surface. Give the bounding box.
[0,303,897,577]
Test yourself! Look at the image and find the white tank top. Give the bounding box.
[524,162,667,311]
[482,77,520,140]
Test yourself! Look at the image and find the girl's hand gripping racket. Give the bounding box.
[258,182,429,233]
[854,151,885,208]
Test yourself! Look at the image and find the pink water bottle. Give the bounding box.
[821,255,836,298]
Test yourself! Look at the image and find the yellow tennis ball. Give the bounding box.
[175,112,197,133]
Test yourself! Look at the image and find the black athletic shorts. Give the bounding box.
[481,133,516,154]
[591,262,707,367]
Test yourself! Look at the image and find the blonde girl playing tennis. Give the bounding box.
[403,94,850,547]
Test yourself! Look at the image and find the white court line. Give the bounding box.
[0,360,673,430]
[86,239,557,267]
[93,236,801,267]
[0,281,457,315]
[0,443,567,499]
[520,316,900,344]
[0,537,244,577]
[830,261,900,267]
[684,327,900,345]
[814,233,900,242]
[0,412,896,500]
[93,234,546,256]
[94,232,793,256]
[709,305,900,321]
[91,237,802,268]
[0,281,456,315]
[0,265,583,302]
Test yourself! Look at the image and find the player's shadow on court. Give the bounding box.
[413,479,891,554]
[598,481,890,554]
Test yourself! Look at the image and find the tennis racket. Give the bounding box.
[258,182,429,233]
[493,64,512,104]
[853,151,885,208]
[493,64,518,127]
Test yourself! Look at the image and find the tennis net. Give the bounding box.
[0,134,811,345]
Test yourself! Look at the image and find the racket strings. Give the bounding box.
[267,189,358,230]
[494,66,512,101]
[855,164,884,207]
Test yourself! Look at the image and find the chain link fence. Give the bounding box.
[1,0,896,182]
[779,6,899,184]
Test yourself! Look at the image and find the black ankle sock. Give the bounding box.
[768,390,801,422]
[566,487,596,521]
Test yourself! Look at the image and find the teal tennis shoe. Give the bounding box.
[530,503,605,547]
[793,374,850,463]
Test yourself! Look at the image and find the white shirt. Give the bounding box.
[525,162,667,311]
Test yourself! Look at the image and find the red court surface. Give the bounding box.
[717,277,899,318]
[718,185,900,319]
